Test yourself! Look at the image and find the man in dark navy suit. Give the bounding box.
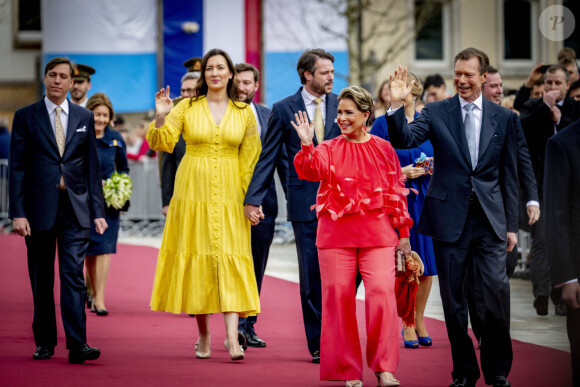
[544,119,580,386]
[520,65,580,316]
[235,62,288,348]
[243,49,340,363]
[9,57,107,364]
[387,48,518,387]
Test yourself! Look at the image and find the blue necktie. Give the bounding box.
[464,103,477,169]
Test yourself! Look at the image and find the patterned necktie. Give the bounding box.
[464,103,477,169]
[55,106,66,188]
[313,97,324,144]
[55,106,65,156]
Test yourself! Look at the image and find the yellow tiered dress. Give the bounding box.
[146,97,262,317]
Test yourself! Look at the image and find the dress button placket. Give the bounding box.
[212,126,220,250]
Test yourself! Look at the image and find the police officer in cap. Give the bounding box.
[71,64,96,108]
[183,57,202,72]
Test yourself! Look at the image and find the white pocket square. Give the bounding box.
[76,126,86,132]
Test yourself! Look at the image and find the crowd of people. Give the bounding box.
[6,44,580,387]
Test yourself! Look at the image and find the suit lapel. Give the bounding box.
[255,104,268,142]
[32,99,59,153]
[442,95,472,166]
[324,94,338,139]
[66,102,81,146]
[477,99,497,166]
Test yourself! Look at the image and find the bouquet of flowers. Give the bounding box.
[103,172,133,210]
[414,152,434,175]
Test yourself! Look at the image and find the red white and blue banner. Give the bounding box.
[42,0,157,113]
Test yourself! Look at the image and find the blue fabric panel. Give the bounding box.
[43,53,157,113]
[264,51,349,107]
[163,0,204,99]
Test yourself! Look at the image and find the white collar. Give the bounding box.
[301,88,326,105]
[459,94,483,111]
[44,96,70,115]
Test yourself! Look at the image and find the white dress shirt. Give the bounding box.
[301,88,326,126]
[44,97,70,138]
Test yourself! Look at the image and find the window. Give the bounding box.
[14,0,41,48]
[504,0,532,60]
[563,0,580,54]
[415,0,444,61]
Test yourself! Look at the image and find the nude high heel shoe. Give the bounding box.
[195,336,211,359]
[345,380,363,387]
[224,338,245,361]
[375,372,400,386]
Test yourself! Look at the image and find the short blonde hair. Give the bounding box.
[338,86,374,116]
[406,72,423,100]
[501,94,516,109]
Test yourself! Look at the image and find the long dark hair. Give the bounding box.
[191,48,244,109]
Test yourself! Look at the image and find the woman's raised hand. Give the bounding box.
[290,110,314,146]
[389,66,415,109]
[155,86,173,117]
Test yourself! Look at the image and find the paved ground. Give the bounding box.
[121,237,570,353]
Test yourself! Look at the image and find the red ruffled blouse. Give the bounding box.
[294,135,413,248]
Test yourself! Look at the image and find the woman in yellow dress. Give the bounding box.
[146,49,262,361]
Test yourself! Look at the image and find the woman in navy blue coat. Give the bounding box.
[85,93,129,316]
[371,73,436,348]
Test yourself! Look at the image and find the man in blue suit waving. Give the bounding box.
[387,48,519,387]
[243,49,340,363]
[9,57,107,364]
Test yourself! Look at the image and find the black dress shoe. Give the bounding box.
[449,377,476,387]
[33,346,54,360]
[237,330,248,351]
[86,295,92,309]
[533,295,549,316]
[68,343,100,364]
[312,349,320,364]
[95,308,109,316]
[493,376,510,387]
[246,331,266,347]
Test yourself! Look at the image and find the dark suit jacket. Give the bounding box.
[254,103,288,218]
[513,85,531,112]
[520,96,580,197]
[386,95,519,243]
[9,98,105,230]
[160,135,186,207]
[515,112,538,203]
[245,88,340,222]
[544,119,580,285]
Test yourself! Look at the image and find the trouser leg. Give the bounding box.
[318,247,361,381]
[292,220,322,355]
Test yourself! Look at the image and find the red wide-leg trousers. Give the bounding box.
[318,246,399,381]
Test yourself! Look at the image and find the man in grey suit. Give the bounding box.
[9,57,107,364]
[243,49,340,363]
[387,48,518,387]
[235,62,288,348]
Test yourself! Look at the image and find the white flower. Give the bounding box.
[103,172,133,210]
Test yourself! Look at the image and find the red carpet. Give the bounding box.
[0,234,572,386]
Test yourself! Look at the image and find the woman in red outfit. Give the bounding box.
[293,86,413,387]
